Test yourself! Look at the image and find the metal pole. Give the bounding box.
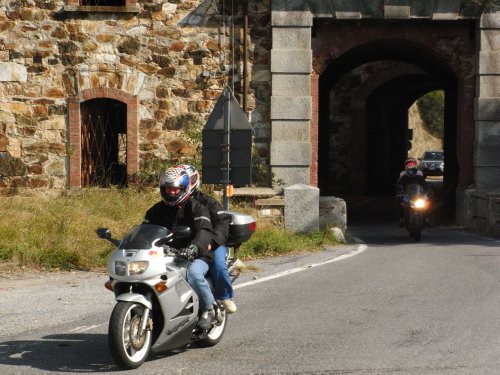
[243,0,248,114]
[222,88,231,210]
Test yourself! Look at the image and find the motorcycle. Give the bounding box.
[96,211,256,370]
[399,184,430,242]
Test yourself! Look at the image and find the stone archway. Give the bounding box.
[269,1,500,229]
[312,23,473,222]
[68,88,138,188]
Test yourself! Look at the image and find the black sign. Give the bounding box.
[202,87,254,185]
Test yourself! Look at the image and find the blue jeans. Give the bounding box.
[186,258,215,312]
[209,245,234,301]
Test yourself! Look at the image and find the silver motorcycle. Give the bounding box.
[97,211,255,370]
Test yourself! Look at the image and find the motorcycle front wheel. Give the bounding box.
[108,302,152,370]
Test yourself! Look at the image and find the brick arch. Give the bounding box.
[68,87,138,188]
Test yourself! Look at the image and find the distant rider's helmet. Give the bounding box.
[404,157,418,177]
[182,164,201,195]
[159,166,191,206]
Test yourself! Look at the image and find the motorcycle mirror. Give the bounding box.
[172,226,191,239]
[155,233,173,246]
[96,228,112,239]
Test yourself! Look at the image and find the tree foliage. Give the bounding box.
[416,90,444,139]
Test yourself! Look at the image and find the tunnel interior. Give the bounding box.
[317,37,459,221]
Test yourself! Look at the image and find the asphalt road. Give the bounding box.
[1,197,500,374]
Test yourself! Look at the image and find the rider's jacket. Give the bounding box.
[143,197,213,258]
[192,191,230,250]
[396,173,428,195]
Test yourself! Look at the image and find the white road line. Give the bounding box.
[234,244,367,290]
[68,323,106,333]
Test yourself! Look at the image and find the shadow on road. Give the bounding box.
[0,333,186,373]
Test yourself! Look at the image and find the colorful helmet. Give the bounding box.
[159,166,191,206]
[182,164,201,195]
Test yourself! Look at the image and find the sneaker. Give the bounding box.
[198,308,214,330]
[221,299,237,314]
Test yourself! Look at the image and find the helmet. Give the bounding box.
[405,157,418,176]
[182,164,201,195]
[159,166,191,206]
[404,157,417,168]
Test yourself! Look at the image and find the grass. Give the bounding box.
[0,188,343,271]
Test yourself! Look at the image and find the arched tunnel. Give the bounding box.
[315,28,471,224]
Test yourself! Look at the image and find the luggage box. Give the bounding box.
[222,211,256,247]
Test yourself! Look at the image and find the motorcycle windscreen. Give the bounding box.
[405,184,424,200]
[119,224,171,249]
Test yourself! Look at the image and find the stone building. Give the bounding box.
[1,0,500,233]
[0,0,270,192]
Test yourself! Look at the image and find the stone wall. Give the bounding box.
[0,0,271,194]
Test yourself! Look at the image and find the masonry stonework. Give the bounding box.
[0,0,271,194]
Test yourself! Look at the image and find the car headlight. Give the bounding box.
[128,261,149,275]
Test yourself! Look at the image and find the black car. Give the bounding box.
[418,150,444,178]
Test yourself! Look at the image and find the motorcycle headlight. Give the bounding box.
[414,199,426,209]
[115,261,127,276]
[128,261,149,275]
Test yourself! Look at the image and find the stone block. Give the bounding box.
[272,74,311,96]
[319,196,347,230]
[284,183,319,232]
[0,63,28,82]
[384,5,410,19]
[477,76,500,97]
[271,9,313,27]
[475,121,500,143]
[271,120,310,142]
[475,97,500,121]
[271,166,310,188]
[474,167,500,192]
[270,96,312,120]
[481,12,500,29]
[273,27,311,49]
[480,29,500,52]
[474,141,500,166]
[270,141,311,166]
[271,49,312,74]
[478,51,500,75]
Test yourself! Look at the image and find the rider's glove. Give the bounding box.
[175,244,199,262]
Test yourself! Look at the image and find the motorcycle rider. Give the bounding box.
[182,164,237,314]
[396,157,429,227]
[143,166,217,329]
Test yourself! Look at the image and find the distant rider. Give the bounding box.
[396,157,429,227]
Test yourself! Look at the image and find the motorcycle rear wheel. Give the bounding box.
[196,309,227,347]
[108,302,152,370]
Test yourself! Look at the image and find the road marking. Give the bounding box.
[234,244,367,290]
[68,323,106,333]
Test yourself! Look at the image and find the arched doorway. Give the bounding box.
[314,21,475,221]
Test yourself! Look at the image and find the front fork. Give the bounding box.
[138,307,151,337]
